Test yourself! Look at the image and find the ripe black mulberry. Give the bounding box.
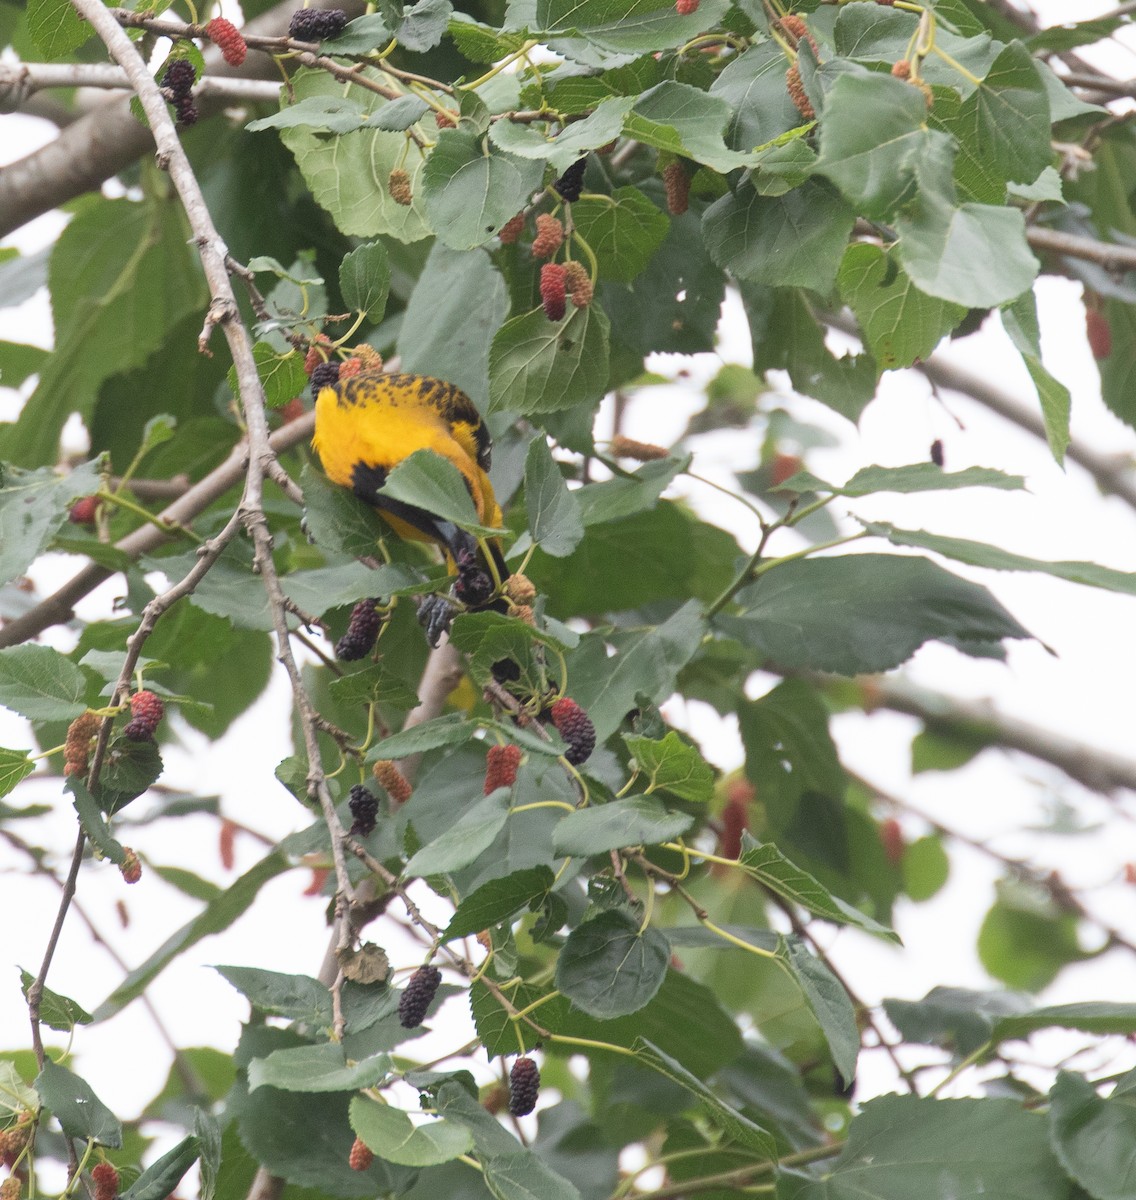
[398,965,442,1028]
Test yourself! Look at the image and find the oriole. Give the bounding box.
[312,370,509,639]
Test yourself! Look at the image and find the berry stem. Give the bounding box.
[510,799,577,814]
[569,229,599,284]
[464,39,539,90]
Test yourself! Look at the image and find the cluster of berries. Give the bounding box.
[160,58,198,127]
[0,1118,31,1170]
[539,259,593,322]
[348,784,379,836]
[398,964,441,1027]
[124,690,164,742]
[288,7,349,41]
[204,17,247,66]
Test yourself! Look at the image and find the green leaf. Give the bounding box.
[339,241,391,323]
[0,341,50,389]
[195,1110,221,1200]
[780,460,1024,497]
[422,128,546,251]
[323,12,395,54]
[397,245,510,412]
[403,791,512,877]
[246,95,369,134]
[709,42,804,153]
[622,82,753,173]
[1048,1071,1136,1200]
[1001,291,1070,463]
[90,735,164,815]
[781,938,859,1086]
[718,554,1033,675]
[6,198,207,467]
[488,303,611,417]
[299,464,390,560]
[442,867,555,942]
[0,748,36,800]
[703,180,855,294]
[395,0,452,51]
[738,833,900,941]
[524,436,584,557]
[814,73,945,219]
[381,450,495,534]
[329,661,420,714]
[488,98,633,174]
[552,796,693,856]
[883,986,1030,1056]
[800,1095,1070,1200]
[27,0,89,59]
[368,713,478,759]
[837,244,967,371]
[895,140,1039,307]
[92,852,291,1021]
[978,880,1086,992]
[902,835,950,902]
[227,342,308,410]
[482,1153,583,1200]
[0,459,102,589]
[67,775,127,867]
[956,41,1052,188]
[865,522,1136,597]
[994,1002,1136,1044]
[35,1060,122,1147]
[0,1061,38,1116]
[569,187,669,283]
[556,909,669,1018]
[633,1039,777,1157]
[569,600,706,744]
[623,732,714,802]
[19,971,93,1032]
[0,644,89,721]
[213,966,333,1025]
[248,1044,391,1093]
[121,1136,200,1200]
[351,1095,472,1166]
[280,69,431,241]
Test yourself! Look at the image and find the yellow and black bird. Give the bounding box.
[311,370,509,642]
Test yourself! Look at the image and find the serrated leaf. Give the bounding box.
[556,909,669,1018]
[569,186,669,283]
[717,553,1033,675]
[422,128,545,251]
[280,69,431,242]
[248,1044,391,1092]
[214,966,333,1024]
[35,1060,122,1147]
[27,0,89,59]
[0,459,103,589]
[442,867,555,942]
[703,180,855,295]
[379,450,496,534]
[623,731,714,801]
[19,970,93,1032]
[403,790,512,877]
[524,436,584,557]
[246,95,369,134]
[0,1062,37,1116]
[622,81,753,173]
[488,303,610,417]
[864,522,1136,597]
[350,1095,471,1166]
[368,713,478,760]
[0,748,36,800]
[779,460,1025,497]
[0,644,88,721]
[781,938,859,1086]
[1047,1071,1136,1200]
[340,242,391,323]
[482,1152,583,1200]
[227,342,308,410]
[837,243,966,370]
[553,796,692,856]
[738,833,900,941]
[633,1039,776,1157]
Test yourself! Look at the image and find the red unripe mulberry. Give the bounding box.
[562,260,593,308]
[675,0,699,12]
[69,496,99,525]
[124,690,164,741]
[92,1162,119,1200]
[540,263,567,322]
[879,818,905,867]
[205,18,247,66]
[484,744,522,793]
[531,213,565,259]
[373,759,412,806]
[498,212,526,244]
[1086,307,1112,360]
[348,1137,373,1171]
[786,63,814,119]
